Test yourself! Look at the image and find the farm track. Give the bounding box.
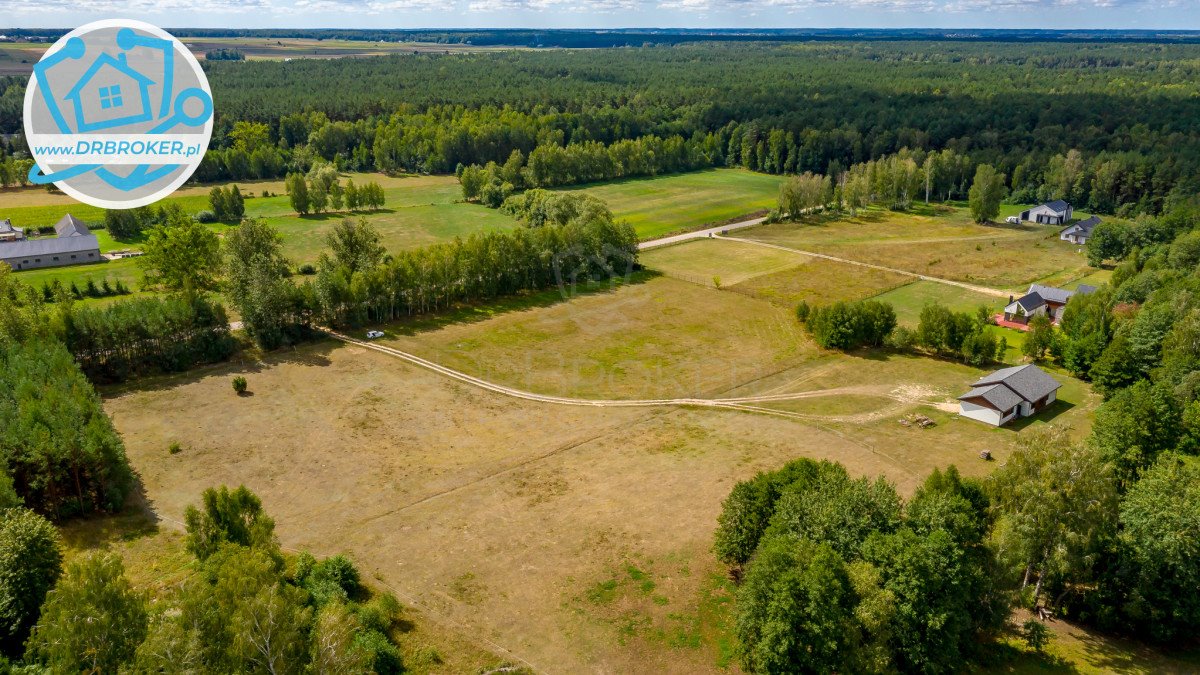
[326,330,943,418]
[715,234,1013,298]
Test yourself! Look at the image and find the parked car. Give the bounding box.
[365,330,384,339]
[1005,215,1020,224]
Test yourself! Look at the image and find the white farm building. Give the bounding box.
[957,364,1062,427]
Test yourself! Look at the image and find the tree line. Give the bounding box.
[2,485,408,672]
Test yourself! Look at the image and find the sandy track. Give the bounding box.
[326,331,943,416]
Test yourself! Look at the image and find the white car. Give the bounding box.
[365,330,385,339]
[1005,215,1020,224]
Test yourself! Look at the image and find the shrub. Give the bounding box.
[232,376,248,394]
[195,210,217,224]
[298,263,317,275]
[1021,618,1050,652]
[0,509,63,657]
[168,442,182,455]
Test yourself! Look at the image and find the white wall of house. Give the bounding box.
[1022,204,1072,224]
[959,401,1003,426]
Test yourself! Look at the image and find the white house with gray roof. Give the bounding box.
[1020,200,1073,225]
[1060,215,1101,245]
[0,214,101,271]
[1003,283,1096,325]
[958,364,1062,427]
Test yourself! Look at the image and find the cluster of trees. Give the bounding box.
[2,486,407,672]
[36,277,132,303]
[796,300,896,350]
[716,459,1003,673]
[285,163,384,215]
[204,47,245,61]
[965,203,1200,643]
[104,202,197,241]
[207,184,246,222]
[458,133,722,203]
[796,298,1004,366]
[910,303,1006,366]
[718,426,1200,673]
[0,152,33,188]
[0,340,132,519]
[306,212,638,328]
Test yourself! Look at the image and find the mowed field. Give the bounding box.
[100,229,1111,672]
[565,169,784,239]
[1,174,517,292]
[742,205,1097,292]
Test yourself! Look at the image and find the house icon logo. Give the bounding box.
[64,52,156,133]
[22,20,213,209]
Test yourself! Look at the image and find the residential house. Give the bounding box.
[0,214,101,271]
[957,364,1062,427]
[1019,200,1073,225]
[0,219,24,242]
[1060,215,1101,245]
[1002,283,1096,325]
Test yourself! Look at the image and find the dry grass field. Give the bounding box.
[744,206,1096,292]
[85,202,1126,672]
[98,235,1105,671]
[105,335,1090,673]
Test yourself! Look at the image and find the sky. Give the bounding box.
[2,0,1199,31]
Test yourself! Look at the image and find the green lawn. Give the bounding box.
[563,169,784,239]
[640,238,803,288]
[869,280,1005,326]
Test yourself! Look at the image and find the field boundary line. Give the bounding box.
[714,235,1011,299]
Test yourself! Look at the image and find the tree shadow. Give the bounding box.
[295,208,397,222]
[1003,399,1077,431]
[56,471,161,551]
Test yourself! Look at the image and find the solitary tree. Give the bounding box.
[140,211,222,292]
[968,164,1007,223]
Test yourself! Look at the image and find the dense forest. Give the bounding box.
[6,40,1200,214]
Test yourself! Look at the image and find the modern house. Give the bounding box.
[1002,283,1096,325]
[0,214,101,271]
[958,364,1062,427]
[0,219,24,242]
[1020,200,1073,225]
[1060,215,1101,245]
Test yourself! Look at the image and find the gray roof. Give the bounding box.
[54,214,91,238]
[1010,291,1045,313]
[968,364,1061,406]
[1028,284,1075,305]
[1043,199,1070,213]
[958,383,1025,412]
[1076,284,1098,295]
[1062,215,1101,237]
[0,234,100,260]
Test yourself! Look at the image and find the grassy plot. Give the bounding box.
[564,169,784,239]
[728,257,911,308]
[376,273,814,400]
[639,238,803,287]
[743,205,1094,292]
[104,338,998,673]
[870,280,1005,326]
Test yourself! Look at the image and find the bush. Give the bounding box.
[232,376,248,394]
[168,442,182,455]
[297,263,317,275]
[352,629,403,675]
[795,300,811,323]
[195,210,217,223]
[1022,618,1050,652]
[0,508,63,657]
[804,300,896,350]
